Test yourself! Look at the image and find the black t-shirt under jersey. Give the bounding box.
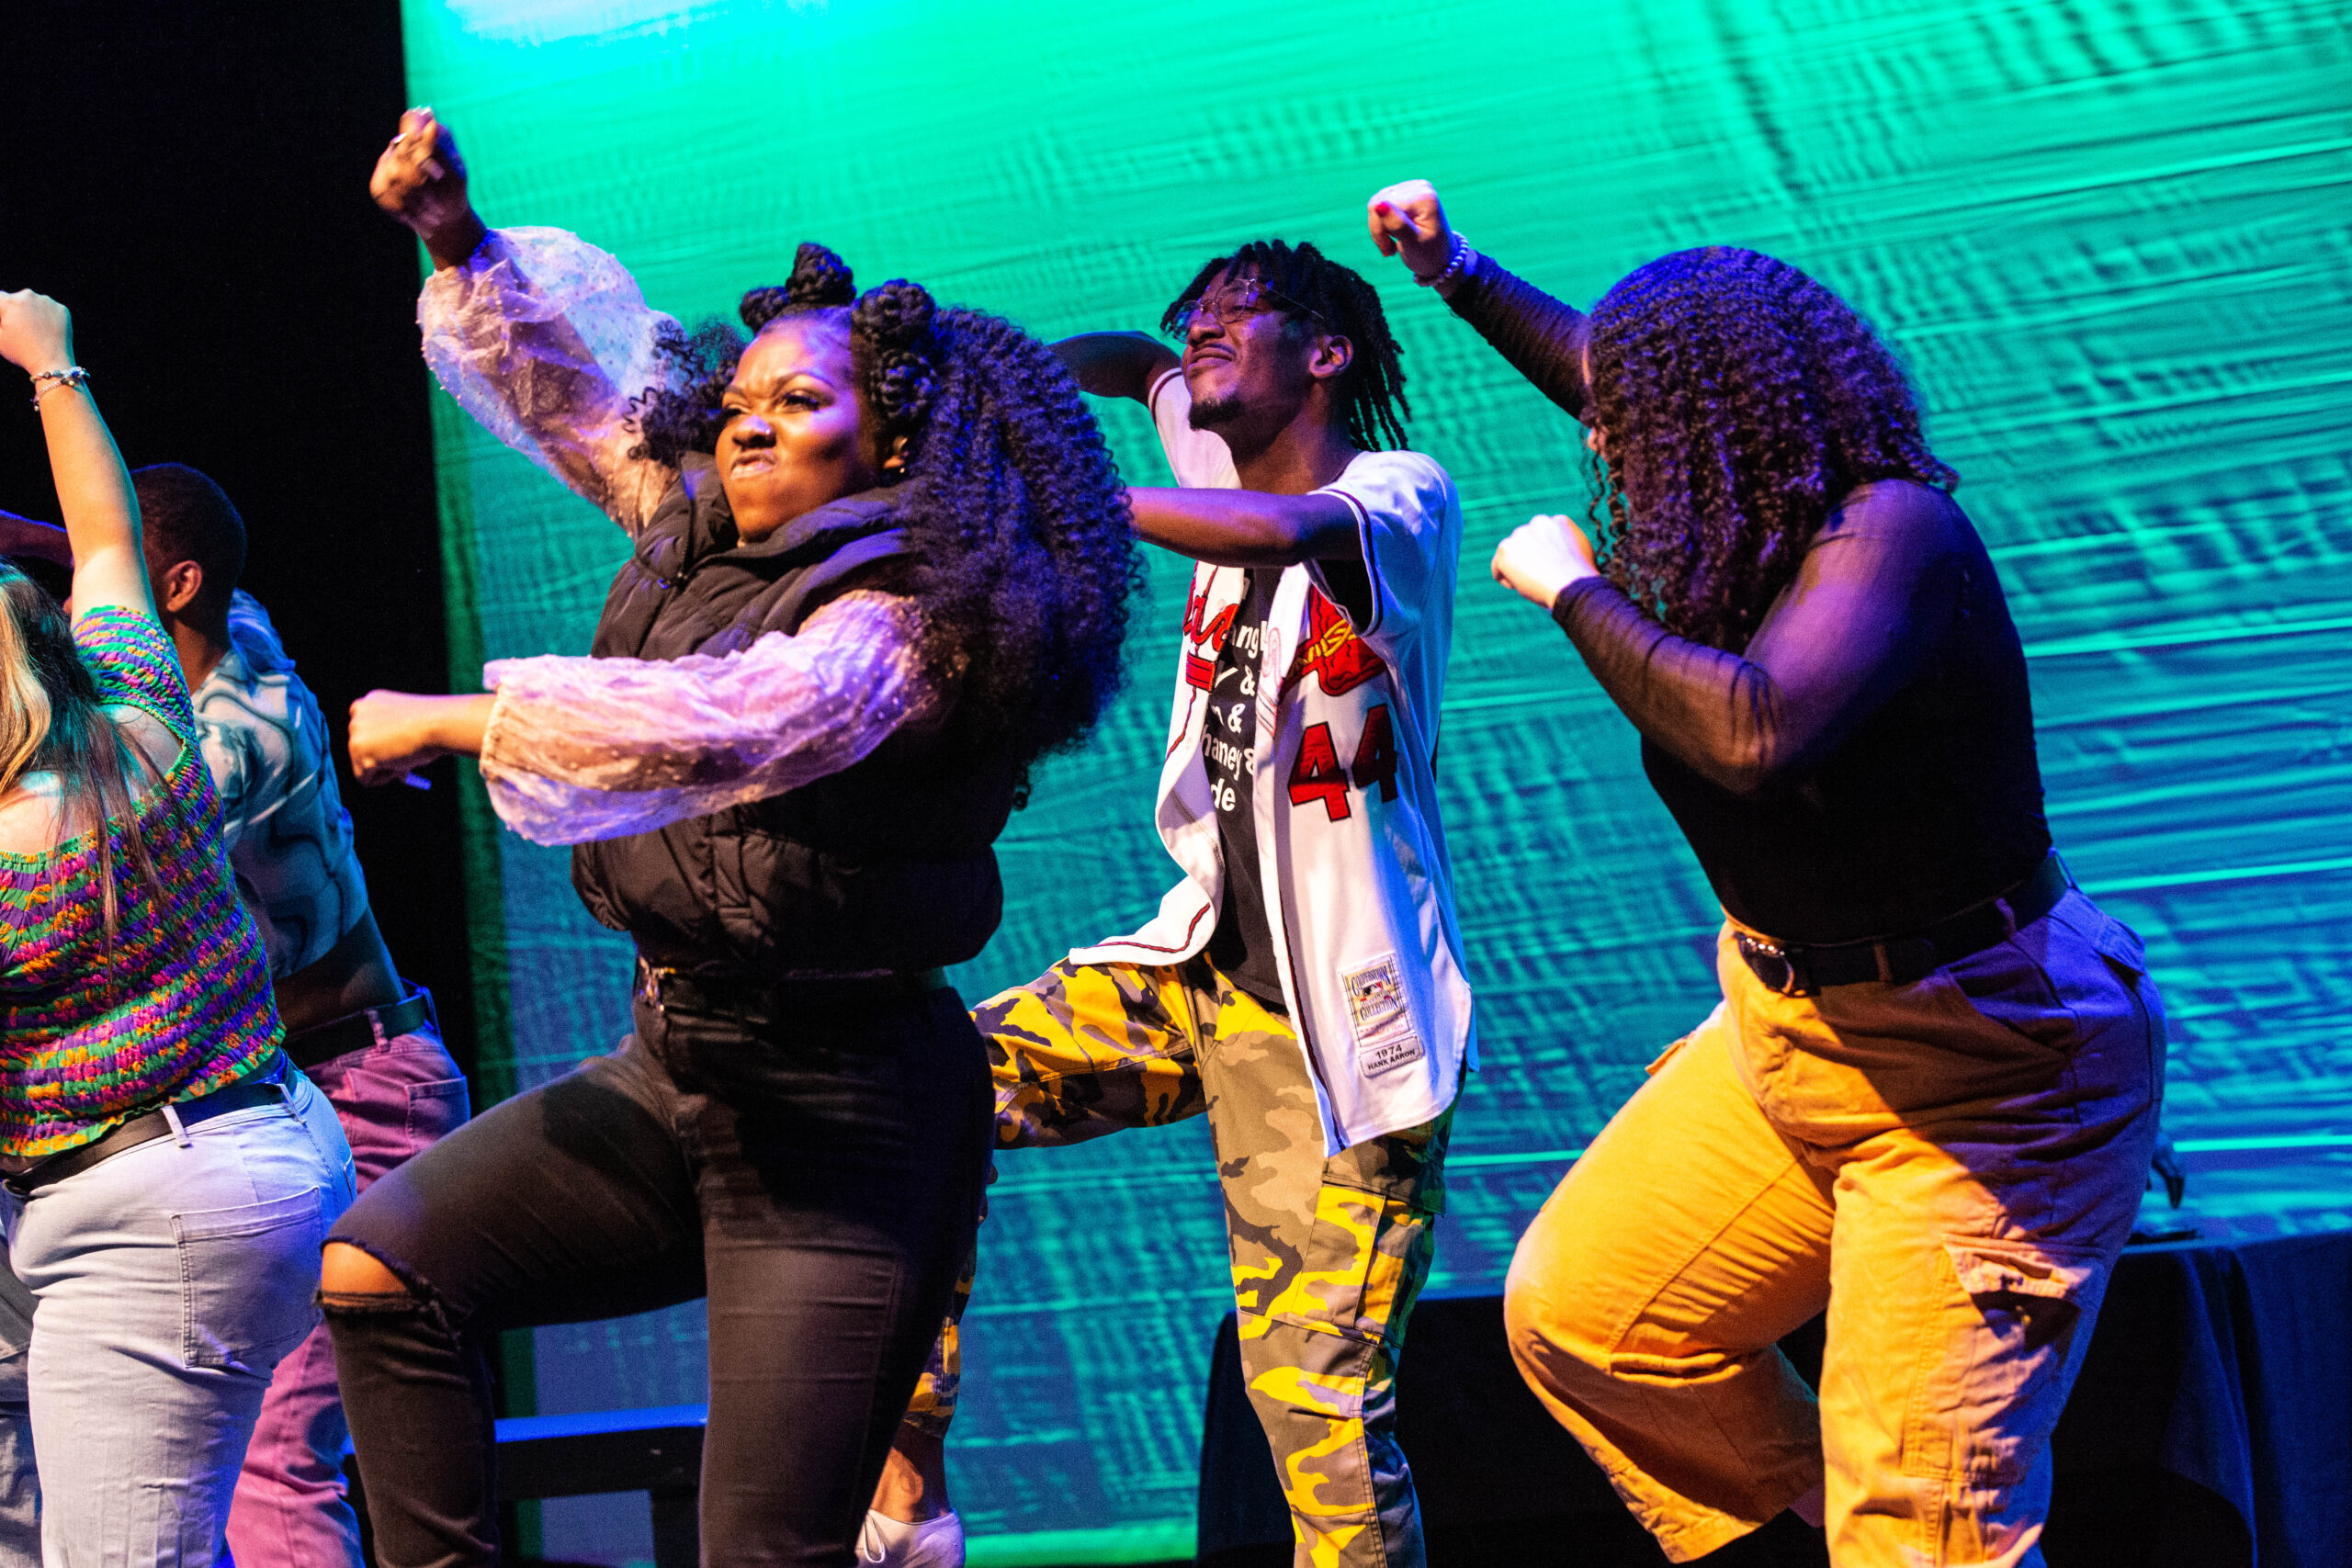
[1203,570,1288,1007]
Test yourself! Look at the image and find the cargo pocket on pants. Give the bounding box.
[1265,1182,1438,1351]
[175,1188,325,1372]
[1905,1236,2108,1488]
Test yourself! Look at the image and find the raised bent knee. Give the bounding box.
[1504,1257,1611,1405]
[320,1241,413,1303]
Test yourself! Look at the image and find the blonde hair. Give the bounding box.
[0,566,170,947]
[0,600,57,798]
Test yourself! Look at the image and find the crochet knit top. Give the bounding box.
[0,609,281,1157]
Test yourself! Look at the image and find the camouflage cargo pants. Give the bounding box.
[901,954,1451,1568]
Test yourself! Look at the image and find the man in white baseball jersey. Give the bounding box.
[866,239,1473,1568]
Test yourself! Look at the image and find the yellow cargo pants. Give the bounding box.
[1504,890,2163,1566]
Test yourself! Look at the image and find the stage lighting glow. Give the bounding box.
[402,0,2352,1557]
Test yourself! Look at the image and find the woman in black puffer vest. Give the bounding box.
[327,109,1137,1568]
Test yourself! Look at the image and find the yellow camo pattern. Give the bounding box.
[900,954,1452,1568]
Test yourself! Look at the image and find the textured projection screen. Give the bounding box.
[403,0,2350,1559]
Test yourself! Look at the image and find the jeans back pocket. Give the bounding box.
[175,1187,324,1373]
[406,1077,473,1144]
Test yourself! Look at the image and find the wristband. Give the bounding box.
[28,367,90,407]
[1414,231,1478,290]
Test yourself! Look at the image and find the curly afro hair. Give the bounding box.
[1160,239,1410,452]
[630,244,1139,797]
[1584,246,1956,653]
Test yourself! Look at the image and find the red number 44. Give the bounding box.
[1286,705,1399,821]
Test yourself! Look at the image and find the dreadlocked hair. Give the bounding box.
[1583,246,1957,654]
[0,564,171,960]
[628,244,1139,800]
[1160,239,1410,452]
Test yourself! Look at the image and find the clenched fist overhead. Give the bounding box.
[1364,178,1456,283]
[0,291,74,379]
[370,107,485,270]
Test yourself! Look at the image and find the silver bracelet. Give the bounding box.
[1415,231,1478,290]
[28,367,90,407]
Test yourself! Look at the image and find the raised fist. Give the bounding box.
[0,291,74,378]
[1492,513,1601,611]
[369,107,481,265]
[1365,179,1455,282]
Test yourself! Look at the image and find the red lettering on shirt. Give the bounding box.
[1293,589,1385,696]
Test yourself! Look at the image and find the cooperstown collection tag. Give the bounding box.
[1343,953,1425,1077]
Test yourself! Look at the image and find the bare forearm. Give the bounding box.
[419,209,489,272]
[37,383,141,577]
[1051,333,1179,404]
[1126,486,1358,567]
[431,693,496,755]
[345,690,493,786]
[0,510,71,567]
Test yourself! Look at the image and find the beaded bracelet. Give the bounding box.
[1414,231,1478,291]
[28,367,90,407]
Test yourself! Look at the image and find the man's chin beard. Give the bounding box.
[1188,392,1247,432]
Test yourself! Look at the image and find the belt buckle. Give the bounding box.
[1738,933,1812,998]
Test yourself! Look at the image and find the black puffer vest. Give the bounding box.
[570,454,1016,975]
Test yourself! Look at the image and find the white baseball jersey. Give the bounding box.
[1070,370,1476,1153]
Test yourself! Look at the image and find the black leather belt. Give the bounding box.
[634,959,950,1021]
[1734,854,2072,997]
[4,1052,294,1199]
[283,987,437,1072]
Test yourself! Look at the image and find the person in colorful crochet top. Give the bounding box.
[0,287,355,1567]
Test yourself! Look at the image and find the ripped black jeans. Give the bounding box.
[322,974,990,1568]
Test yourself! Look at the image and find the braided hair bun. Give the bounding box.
[739,242,856,332]
[852,279,940,431]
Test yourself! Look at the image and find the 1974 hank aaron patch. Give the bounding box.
[1343,953,1425,1077]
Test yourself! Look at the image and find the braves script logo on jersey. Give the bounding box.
[1292,589,1385,696]
[1183,581,1240,691]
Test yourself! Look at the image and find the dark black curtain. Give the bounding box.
[0,1,474,1073]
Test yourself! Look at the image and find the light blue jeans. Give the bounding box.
[0,1244,34,1567]
[0,1066,354,1567]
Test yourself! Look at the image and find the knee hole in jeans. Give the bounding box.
[319,1241,418,1309]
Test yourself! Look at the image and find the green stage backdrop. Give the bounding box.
[403,0,2351,1560]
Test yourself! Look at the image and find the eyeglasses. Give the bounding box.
[1172,276,1324,334]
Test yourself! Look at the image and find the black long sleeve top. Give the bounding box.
[1446,256,2052,944]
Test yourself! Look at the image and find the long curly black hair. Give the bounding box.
[1585,246,1957,653]
[1160,239,1410,451]
[633,244,1138,794]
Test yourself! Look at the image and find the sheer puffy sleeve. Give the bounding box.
[476,591,949,845]
[418,226,683,536]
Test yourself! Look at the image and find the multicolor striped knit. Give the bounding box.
[0,608,281,1157]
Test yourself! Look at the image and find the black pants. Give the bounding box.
[322,975,991,1568]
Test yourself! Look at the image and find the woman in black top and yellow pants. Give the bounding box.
[1369,181,2163,1568]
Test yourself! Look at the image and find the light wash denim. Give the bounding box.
[0,1244,34,1568]
[0,1066,354,1568]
